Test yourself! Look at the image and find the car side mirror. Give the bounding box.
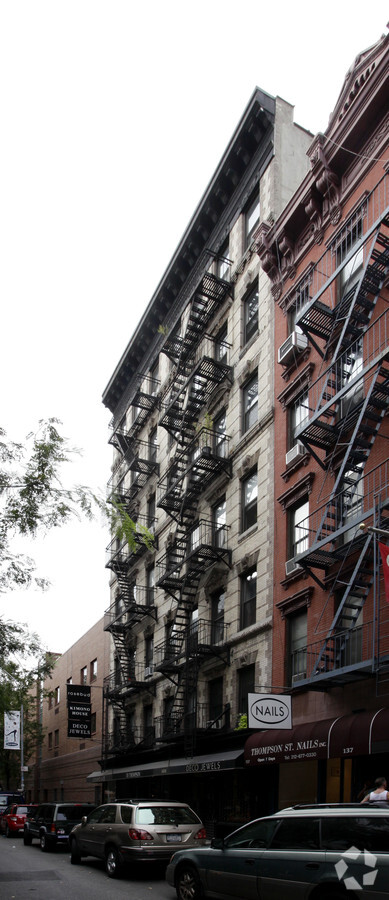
[81,816,88,826]
[211,837,224,850]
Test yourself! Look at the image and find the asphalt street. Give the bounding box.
[0,835,175,900]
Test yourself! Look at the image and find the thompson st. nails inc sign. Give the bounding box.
[248,694,292,730]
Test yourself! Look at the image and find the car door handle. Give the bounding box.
[305,863,320,869]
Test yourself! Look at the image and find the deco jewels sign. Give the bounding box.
[67,685,91,738]
[248,694,292,730]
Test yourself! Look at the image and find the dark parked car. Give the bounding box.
[69,800,206,877]
[0,803,37,837]
[23,802,95,851]
[166,803,389,899]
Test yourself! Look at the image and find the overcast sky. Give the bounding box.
[1,2,388,655]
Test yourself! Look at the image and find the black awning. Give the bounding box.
[87,748,244,783]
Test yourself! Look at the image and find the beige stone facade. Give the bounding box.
[99,89,312,829]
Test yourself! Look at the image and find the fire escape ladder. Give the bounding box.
[324,219,389,360]
[311,532,374,676]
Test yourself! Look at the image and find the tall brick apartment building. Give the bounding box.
[94,88,312,831]
[247,29,389,806]
[25,618,110,804]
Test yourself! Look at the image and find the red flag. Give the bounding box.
[379,543,389,604]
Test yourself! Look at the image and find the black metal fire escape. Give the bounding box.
[156,271,233,754]
[104,375,160,737]
[293,206,389,684]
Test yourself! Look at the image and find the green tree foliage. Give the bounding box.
[0,418,95,593]
[0,418,96,789]
[0,418,155,789]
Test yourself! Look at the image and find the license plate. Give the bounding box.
[166,833,182,842]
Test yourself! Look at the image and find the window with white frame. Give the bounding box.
[243,374,258,433]
[244,285,259,345]
[217,241,230,281]
[288,610,307,681]
[289,499,309,559]
[242,471,257,532]
[214,409,227,458]
[211,589,225,644]
[213,497,226,548]
[215,322,228,365]
[240,568,257,629]
[288,390,309,448]
[245,192,260,248]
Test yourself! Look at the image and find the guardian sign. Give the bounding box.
[248,693,292,730]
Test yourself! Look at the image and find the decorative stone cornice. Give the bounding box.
[277,471,315,511]
[309,134,342,225]
[276,585,314,618]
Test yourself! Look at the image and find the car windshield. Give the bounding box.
[133,806,200,826]
[15,807,28,814]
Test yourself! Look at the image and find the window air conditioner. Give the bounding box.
[292,672,306,685]
[285,442,305,467]
[144,666,154,679]
[278,330,308,365]
[285,558,303,577]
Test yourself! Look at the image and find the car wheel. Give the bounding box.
[70,838,82,865]
[105,846,122,878]
[5,825,11,838]
[176,865,202,900]
[23,832,32,846]
[40,833,51,852]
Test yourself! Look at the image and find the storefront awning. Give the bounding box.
[87,748,244,783]
[244,707,389,766]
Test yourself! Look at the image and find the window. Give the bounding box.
[149,427,158,463]
[214,410,227,458]
[244,286,259,344]
[146,565,155,606]
[208,677,223,724]
[188,607,199,653]
[147,493,156,528]
[189,522,201,553]
[217,241,230,281]
[288,611,307,681]
[243,374,258,433]
[288,391,309,447]
[336,215,363,299]
[55,686,60,705]
[48,732,53,750]
[242,471,257,532]
[271,816,320,850]
[66,676,72,685]
[143,705,154,747]
[80,666,87,685]
[215,322,228,365]
[90,659,97,681]
[340,338,363,416]
[91,711,96,734]
[240,568,257,629]
[145,635,154,669]
[238,664,255,716]
[149,359,159,396]
[54,729,59,748]
[211,589,225,644]
[245,192,260,248]
[289,499,309,558]
[213,498,226,548]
